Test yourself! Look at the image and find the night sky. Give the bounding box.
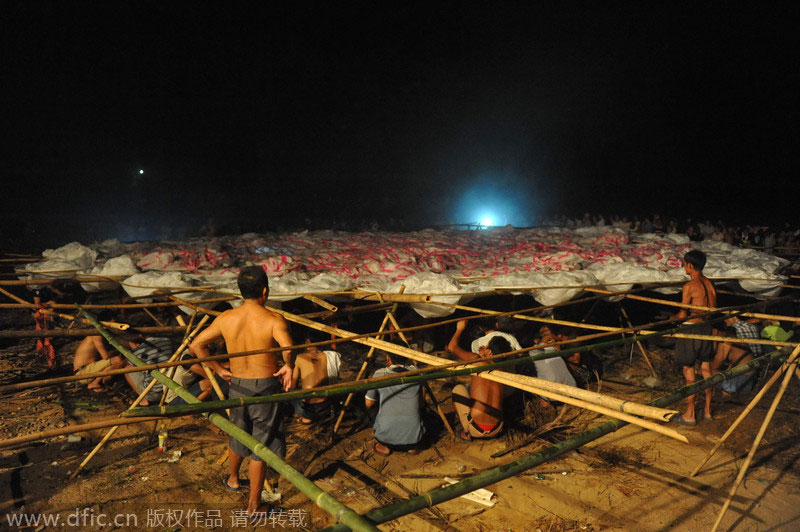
[3,2,798,246]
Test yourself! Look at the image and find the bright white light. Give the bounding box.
[481,216,494,227]
[139,169,144,175]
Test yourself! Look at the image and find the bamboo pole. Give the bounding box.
[0,286,129,330]
[78,308,379,532]
[143,307,165,327]
[304,295,338,312]
[68,315,210,479]
[689,345,800,478]
[318,347,792,532]
[0,416,164,449]
[584,287,800,323]
[332,303,397,434]
[710,350,800,532]
[619,303,657,378]
[0,325,188,339]
[0,297,237,310]
[432,300,797,349]
[0,302,391,339]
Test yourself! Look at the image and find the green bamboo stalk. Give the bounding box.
[319,346,791,531]
[78,306,380,532]
[124,313,739,418]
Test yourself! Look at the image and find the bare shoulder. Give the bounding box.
[261,306,287,324]
[296,351,314,364]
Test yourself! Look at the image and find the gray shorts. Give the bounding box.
[675,322,714,368]
[128,370,163,403]
[228,377,286,461]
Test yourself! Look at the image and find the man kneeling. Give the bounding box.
[365,350,424,456]
[447,319,507,441]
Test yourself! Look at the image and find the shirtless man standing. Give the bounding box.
[673,250,717,425]
[447,319,506,440]
[190,266,293,516]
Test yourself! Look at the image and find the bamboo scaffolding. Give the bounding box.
[0,301,391,339]
[3,295,768,396]
[431,300,797,349]
[584,287,800,323]
[0,297,236,310]
[268,308,687,424]
[78,309,379,532]
[68,315,210,479]
[333,300,399,434]
[124,316,717,419]
[0,325,187,339]
[0,286,129,330]
[318,347,792,532]
[164,297,770,419]
[128,314,725,429]
[619,303,657,377]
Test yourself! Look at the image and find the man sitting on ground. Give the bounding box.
[163,347,231,406]
[364,349,424,455]
[530,325,578,388]
[122,334,174,406]
[447,319,506,441]
[711,316,763,394]
[292,330,342,424]
[73,335,124,392]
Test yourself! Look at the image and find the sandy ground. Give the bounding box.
[2,317,800,532]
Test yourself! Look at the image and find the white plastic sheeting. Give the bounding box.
[20,228,788,316]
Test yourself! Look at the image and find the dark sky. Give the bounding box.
[3,2,798,242]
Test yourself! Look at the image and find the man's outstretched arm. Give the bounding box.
[447,319,478,362]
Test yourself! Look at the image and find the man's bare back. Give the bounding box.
[190,300,294,389]
[681,276,716,322]
[294,349,331,404]
[467,363,503,425]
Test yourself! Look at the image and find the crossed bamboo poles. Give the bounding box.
[2,280,798,530]
[68,314,210,479]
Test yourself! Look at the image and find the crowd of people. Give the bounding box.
[535,212,800,255]
[66,253,794,517]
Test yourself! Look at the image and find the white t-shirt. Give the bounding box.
[471,331,522,355]
[530,346,576,387]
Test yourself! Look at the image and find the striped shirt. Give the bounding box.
[732,321,764,356]
[133,337,173,396]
